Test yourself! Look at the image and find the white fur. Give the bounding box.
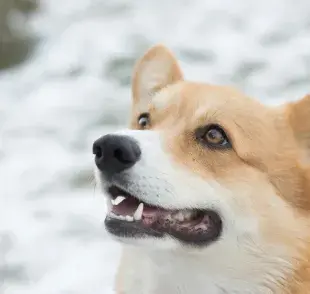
[96,129,295,294]
[117,245,289,294]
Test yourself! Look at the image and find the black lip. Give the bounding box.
[105,217,164,239]
[166,210,222,246]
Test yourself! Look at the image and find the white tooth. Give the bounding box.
[133,203,144,221]
[194,223,208,231]
[114,196,126,205]
[109,212,117,218]
[183,211,192,221]
[109,212,125,221]
[125,215,134,222]
[174,212,184,222]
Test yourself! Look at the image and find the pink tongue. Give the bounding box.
[112,197,138,216]
[142,205,162,218]
[111,197,163,218]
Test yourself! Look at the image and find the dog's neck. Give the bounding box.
[115,245,293,294]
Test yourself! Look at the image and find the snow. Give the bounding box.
[1,0,310,293]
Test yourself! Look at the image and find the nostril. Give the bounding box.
[93,144,103,158]
[93,135,141,174]
[114,148,132,164]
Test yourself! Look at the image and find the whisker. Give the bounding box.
[93,181,97,196]
[88,173,98,197]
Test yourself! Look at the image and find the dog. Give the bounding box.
[93,45,310,293]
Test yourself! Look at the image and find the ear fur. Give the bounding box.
[287,95,310,153]
[131,44,183,112]
[286,95,310,205]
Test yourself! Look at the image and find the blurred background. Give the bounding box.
[1,0,310,293]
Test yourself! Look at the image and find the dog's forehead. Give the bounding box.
[152,82,274,130]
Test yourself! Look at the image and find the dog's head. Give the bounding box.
[93,45,310,262]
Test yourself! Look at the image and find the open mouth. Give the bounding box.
[104,185,222,246]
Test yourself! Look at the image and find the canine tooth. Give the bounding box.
[133,203,144,221]
[113,196,126,205]
[125,215,134,222]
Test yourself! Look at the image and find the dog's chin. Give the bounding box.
[103,184,223,247]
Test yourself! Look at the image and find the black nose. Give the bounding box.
[92,134,141,176]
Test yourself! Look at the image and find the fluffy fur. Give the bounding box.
[95,45,310,294]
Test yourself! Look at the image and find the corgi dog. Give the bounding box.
[93,45,310,294]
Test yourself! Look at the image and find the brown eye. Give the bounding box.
[197,125,231,149]
[138,113,150,128]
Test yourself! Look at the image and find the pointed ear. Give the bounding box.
[132,44,183,111]
[287,95,310,152]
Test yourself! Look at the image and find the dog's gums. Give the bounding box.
[104,185,222,245]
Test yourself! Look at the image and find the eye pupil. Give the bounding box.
[207,129,223,143]
[196,124,231,149]
[140,118,147,126]
[138,113,150,128]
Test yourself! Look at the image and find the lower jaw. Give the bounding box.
[104,210,222,246]
[105,217,164,240]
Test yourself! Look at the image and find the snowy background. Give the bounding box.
[1,0,310,293]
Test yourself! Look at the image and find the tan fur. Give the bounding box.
[115,45,310,293]
[131,44,183,129]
